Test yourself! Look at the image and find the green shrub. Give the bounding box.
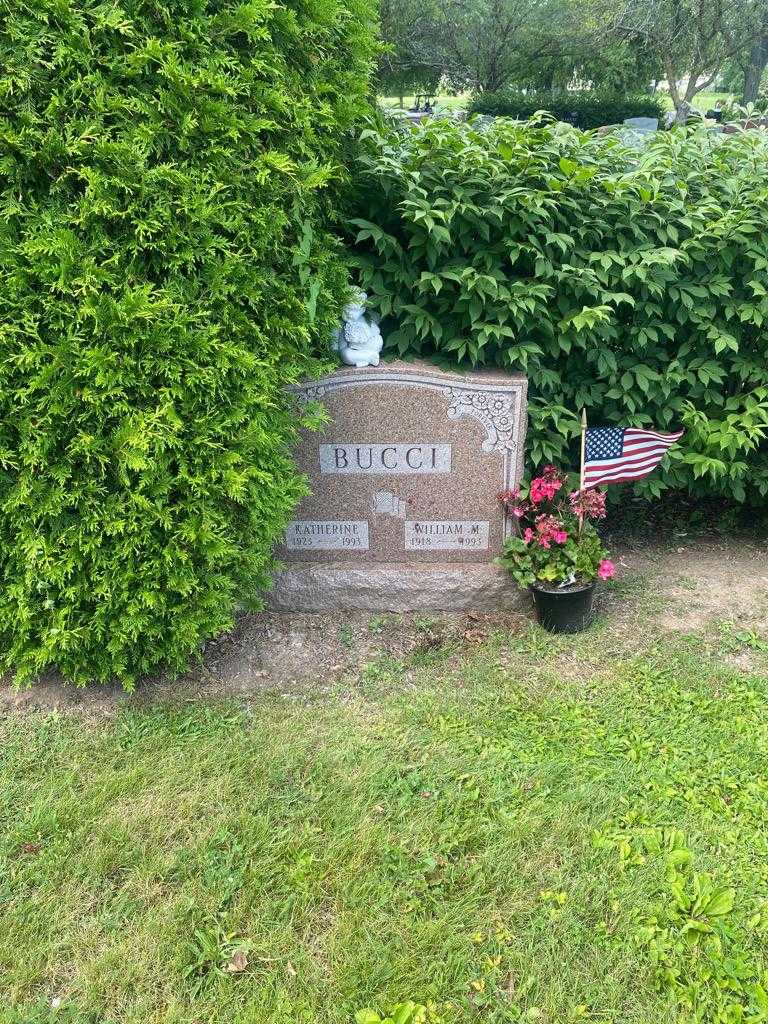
[0,0,376,686]
[469,90,667,129]
[720,95,768,121]
[351,119,768,501]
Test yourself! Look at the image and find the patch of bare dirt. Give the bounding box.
[0,610,527,716]
[2,538,766,715]
[616,538,768,633]
[188,608,528,695]
[0,673,126,720]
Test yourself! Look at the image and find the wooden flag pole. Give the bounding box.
[579,407,587,492]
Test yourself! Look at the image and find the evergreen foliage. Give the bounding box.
[0,0,376,685]
[351,119,768,501]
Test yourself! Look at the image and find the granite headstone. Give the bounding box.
[268,361,528,611]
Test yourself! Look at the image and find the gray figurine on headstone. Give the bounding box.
[332,289,383,368]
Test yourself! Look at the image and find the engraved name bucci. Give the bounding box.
[319,443,451,475]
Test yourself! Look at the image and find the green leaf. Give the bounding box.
[701,887,735,919]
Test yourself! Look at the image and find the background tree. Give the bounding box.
[419,0,554,93]
[575,36,662,92]
[376,0,661,98]
[718,24,768,103]
[609,0,767,122]
[377,0,442,104]
[718,54,749,90]
[741,15,768,102]
[376,0,571,94]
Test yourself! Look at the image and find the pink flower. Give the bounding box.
[553,530,568,544]
[498,488,519,506]
[534,514,559,534]
[523,528,535,543]
[530,476,562,504]
[538,537,551,549]
[569,488,606,521]
[529,478,545,503]
[499,489,530,521]
[598,559,615,580]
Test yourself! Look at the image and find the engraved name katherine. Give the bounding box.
[285,520,369,551]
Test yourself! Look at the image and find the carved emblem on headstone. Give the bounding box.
[372,491,407,519]
[444,387,519,453]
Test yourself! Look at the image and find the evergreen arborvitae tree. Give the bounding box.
[0,0,376,685]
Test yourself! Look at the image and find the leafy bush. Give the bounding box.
[351,119,768,501]
[469,89,667,129]
[720,96,768,122]
[0,0,376,685]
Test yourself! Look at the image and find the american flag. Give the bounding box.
[584,426,684,488]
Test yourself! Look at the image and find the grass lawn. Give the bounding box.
[2,578,768,1023]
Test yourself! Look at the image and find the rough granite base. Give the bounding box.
[266,563,524,613]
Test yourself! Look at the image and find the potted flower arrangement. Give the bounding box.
[498,466,615,633]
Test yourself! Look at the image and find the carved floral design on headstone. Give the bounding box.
[444,386,520,453]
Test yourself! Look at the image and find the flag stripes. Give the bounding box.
[583,426,684,488]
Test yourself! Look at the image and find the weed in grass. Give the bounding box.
[675,576,699,591]
[181,923,251,995]
[339,625,355,650]
[369,614,401,635]
[115,702,246,749]
[359,655,407,694]
[715,620,768,655]
[355,1001,444,1023]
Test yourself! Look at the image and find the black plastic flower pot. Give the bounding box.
[530,581,596,634]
